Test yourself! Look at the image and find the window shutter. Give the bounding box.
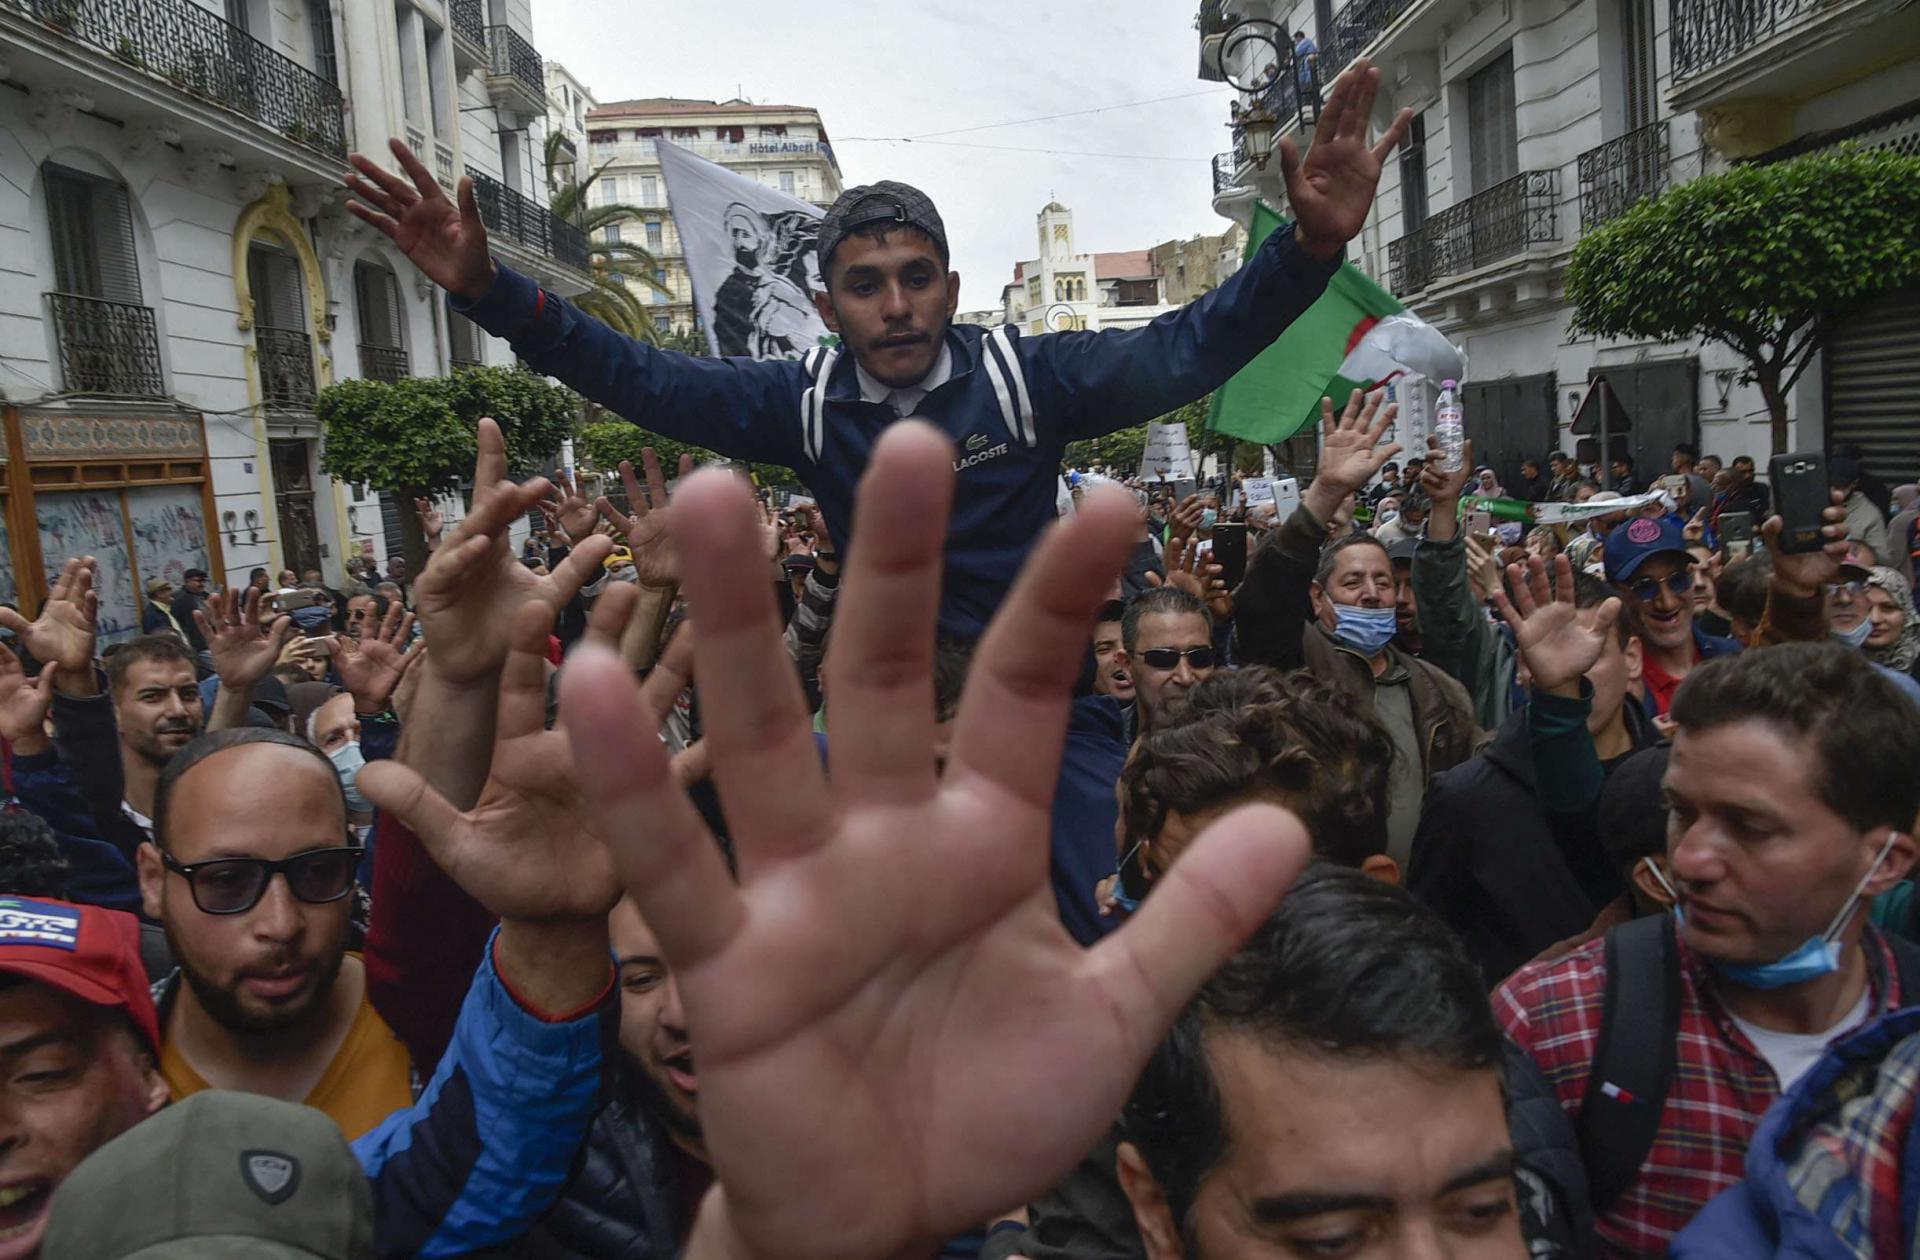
[46,165,142,304]
[249,243,306,330]
[354,261,403,349]
[1399,113,1429,231]
[1468,52,1519,192]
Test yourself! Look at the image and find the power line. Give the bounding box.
[838,137,1208,163]
[840,88,1231,142]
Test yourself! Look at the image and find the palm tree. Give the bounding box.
[545,132,671,343]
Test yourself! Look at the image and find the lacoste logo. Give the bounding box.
[242,1151,300,1205]
[966,433,990,452]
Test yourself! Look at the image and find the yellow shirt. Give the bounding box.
[162,989,415,1140]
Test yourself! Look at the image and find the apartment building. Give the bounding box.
[0,0,592,631]
[1201,0,1920,483]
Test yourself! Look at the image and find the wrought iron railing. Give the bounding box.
[1212,151,1240,194]
[1578,121,1670,232]
[1672,0,1824,78]
[448,0,483,48]
[358,343,408,383]
[484,24,542,99]
[467,167,591,272]
[1387,170,1559,294]
[1258,48,1325,130]
[7,0,345,157]
[48,293,165,396]
[1324,0,1417,72]
[256,325,315,407]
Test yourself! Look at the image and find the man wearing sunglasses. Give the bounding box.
[1119,589,1218,737]
[1603,515,1739,718]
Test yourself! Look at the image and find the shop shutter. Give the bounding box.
[1826,288,1920,483]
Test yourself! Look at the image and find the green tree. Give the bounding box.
[544,133,671,343]
[1566,147,1920,454]
[318,367,577,569]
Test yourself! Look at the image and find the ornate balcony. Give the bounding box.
[5,0,345,158]
[48,292,165,396]
[1672,0,1820,79]
[358,343,408,383]
[1258,49,1325,132]
[467,167,591,274]
[257,325,315,407]
[448,0,485,72]
[1578,122,1671,232]
[483,24,543,117]
[1387,170,1559,295]
[1324,0,1417,72]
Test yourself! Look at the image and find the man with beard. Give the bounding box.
[136,730,412,1138]
[1121,588,1215,739]
[711,203,820,359]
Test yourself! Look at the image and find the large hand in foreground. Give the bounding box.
[411,418,612,684]
[563,424,1310,1260]
[1304,389,1402,525]
[1280,59,1414,260]
[1494,554,1622,695]
[0,558,100,695]
[344,138,495,301]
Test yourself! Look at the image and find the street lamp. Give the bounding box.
[1218,18,1286,169]
[1233,98,1279,169]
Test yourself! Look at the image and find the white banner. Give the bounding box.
[1243,477,1276,507]
[655,140,833,360]
[1138,422,1195,482]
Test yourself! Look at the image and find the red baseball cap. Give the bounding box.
[0,897,160,1052]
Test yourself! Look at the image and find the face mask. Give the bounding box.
[1198,509,1218,530]
[1831,618,1874,650]
[328,741,370,815]
[1332,604,1399,658]
[1109,839,1150,914]
[1658,831,1898,990]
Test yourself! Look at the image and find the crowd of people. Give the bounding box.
[2,54,1918,1260]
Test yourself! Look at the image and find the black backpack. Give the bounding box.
[1576,913,1920,1211]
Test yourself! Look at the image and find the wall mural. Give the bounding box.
[127,486,211,592]
[38,492,139,644]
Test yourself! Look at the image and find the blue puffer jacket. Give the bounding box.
[352,930,616,1257]
[1672,1006,1920,1260]
[456,229,1340,638]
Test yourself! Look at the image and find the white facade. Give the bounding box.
[0,0,590,632]
[1205,0,1920,484]
[1000,203,1180,334]
[584,98,847,333]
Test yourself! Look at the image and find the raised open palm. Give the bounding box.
[0,557,99,686]
[596,447,694,590]
[1493,554,1622,694]
[411,419,612,684]
[1305,389,1401,525]
[564,424,1309,1259]
[1280,59,1413,259]
[0,645,54,750]
[344,138,496,301]
[329,602,418,713]
[198,587,291,689]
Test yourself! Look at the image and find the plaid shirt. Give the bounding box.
[1494,928,1904,1256]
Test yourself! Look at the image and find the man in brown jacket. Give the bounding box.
[1235,391,1480,864]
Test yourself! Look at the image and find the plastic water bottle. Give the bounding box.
[1435,379,1466,473]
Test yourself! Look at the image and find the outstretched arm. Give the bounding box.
[344,140,802,465]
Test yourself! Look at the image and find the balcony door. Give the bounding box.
[270,438,322,577]
[249,240,316,408]
[353,260,408,382]
[45,164,163,396]
[1621,0,1658,133]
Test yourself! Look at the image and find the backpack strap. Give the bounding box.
[979,326,1036,448]
[1577,913,1681,1214]
[797,347,839,464]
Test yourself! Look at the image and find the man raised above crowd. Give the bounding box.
[343,66,1409,636]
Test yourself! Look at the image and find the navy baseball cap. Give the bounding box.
[815,181,948,273]
[1604,514,1692,584]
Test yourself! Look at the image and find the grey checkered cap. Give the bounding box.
[815,180,948,272]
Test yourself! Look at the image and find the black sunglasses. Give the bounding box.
[1628,570,1695,604]
[162,847,359,916]
[1138,645,1216,671]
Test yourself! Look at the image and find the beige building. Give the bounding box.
[1149,225,1245,305]
[584,98,846,334]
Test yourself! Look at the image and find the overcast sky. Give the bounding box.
[536,0,1238,309]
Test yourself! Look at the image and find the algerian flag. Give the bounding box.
[1208,202,1462,444]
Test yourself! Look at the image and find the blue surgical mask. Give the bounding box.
[1832,618,1874,650]
[1656,832,1898,990]
[328,741,370,814]
[1332,604,1399,657]
[1109,838,1150,914]
[1198,508,1218,530]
